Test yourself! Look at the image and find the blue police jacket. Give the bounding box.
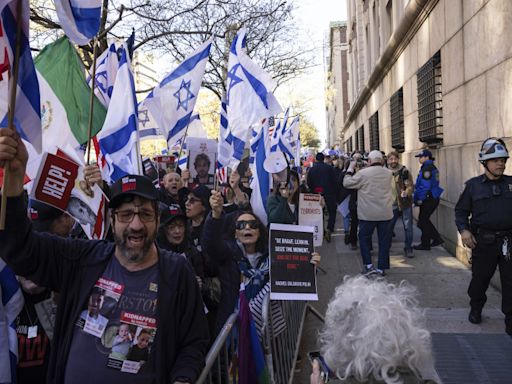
[413,159,444,201]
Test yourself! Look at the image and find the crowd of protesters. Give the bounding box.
[5,126,512,384]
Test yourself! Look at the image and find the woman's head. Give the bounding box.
[319,276,433,383]
[164,216,187,245]
[230,211,267,253]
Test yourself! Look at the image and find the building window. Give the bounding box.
[390,88,405,152]
[369,112,379,150]
[417,51,443,144]
[346,136,353,153]
[356,125,364,150]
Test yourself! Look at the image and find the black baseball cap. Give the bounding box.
[29,199,65,232]
[188,184,212,209]
[109,175,159,209]
[159,204,187,228]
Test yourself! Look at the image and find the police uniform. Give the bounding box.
[455,138,512,335]
[413,155,444,249]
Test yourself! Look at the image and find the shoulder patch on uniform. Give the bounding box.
[423,171,432,180]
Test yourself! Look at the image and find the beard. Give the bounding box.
[114,227,156,263]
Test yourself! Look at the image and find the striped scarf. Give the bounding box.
[0,259,24,384]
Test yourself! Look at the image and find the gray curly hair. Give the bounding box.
[319,276,433,384]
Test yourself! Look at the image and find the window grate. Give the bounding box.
[390,88,405,152]
[369,112,379,150]
[417,51,443,144]
[356,125,364,152]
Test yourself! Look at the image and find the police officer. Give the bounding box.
[455,138,512,336]
[413,149,444,250]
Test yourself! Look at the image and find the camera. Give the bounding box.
[307,351,335,383]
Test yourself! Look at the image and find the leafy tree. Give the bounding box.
[299,117,320,150]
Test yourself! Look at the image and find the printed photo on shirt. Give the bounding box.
[76,278,124,338]
[106,311,157,374]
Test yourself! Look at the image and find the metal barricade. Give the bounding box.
[197,297,325,384]
[196,311,238,384]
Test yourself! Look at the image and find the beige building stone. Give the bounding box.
[340,0,512,272]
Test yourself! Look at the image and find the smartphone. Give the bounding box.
[307,351,334,383]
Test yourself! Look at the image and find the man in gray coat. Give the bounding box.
[343,150,393,276]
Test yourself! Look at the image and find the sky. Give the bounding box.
[287,0,348,147]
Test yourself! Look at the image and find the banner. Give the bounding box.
[269,223,318,301]
[298,193,324,247]
[31,149,108,240]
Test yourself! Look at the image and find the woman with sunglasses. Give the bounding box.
[204,190,321,333]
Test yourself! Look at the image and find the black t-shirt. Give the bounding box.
[16,291,52,383]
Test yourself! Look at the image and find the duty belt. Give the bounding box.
[477,228,512,260]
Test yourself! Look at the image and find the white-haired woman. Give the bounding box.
[310,276,437,384]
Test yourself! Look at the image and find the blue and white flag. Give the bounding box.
[0,0,41,152]
[97,44,140,183]
[0,259,24,384]
[223,28,282,170]
[143,39,211,150]
[249,120,271,225]
[138,102,164,140]
[54,0,102,45]
[279,114,299,160]
[88,42,119,107]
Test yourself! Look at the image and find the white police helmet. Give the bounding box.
[479,138,509,162]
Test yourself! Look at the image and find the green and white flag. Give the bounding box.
[34,36,106,150]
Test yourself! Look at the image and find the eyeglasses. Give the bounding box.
[114,209,156,223]
[235,220,258,230]
[186,197,202,204]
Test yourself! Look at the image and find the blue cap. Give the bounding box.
[415,149,433,158]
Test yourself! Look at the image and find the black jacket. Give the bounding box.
[0,196,209,384]
[307,162,338,199]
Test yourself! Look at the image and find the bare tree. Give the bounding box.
[29,0,315,98]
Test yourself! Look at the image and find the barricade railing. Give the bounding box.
[196,311,238,384]
[197,296,325,384]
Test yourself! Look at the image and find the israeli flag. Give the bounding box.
[224,28,281,170]
[0,0,41,152]
[88,42,119,107]
[279,113,299,159]
[97,44,140,183]
[54,0,102,45]
[216,98,244,170]
[249,120,271,225]
[0,259,24,384]
[143,39,211,150]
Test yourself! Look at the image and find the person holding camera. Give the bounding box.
[267,169,301,225]
[455,138,512,336]
[387,151,415,258]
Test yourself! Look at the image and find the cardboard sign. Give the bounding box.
[269,223,318,301]
[298,193,324,247]
[33,153,79,211]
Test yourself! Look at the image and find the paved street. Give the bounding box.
[295,213,512,383]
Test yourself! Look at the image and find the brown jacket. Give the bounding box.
[390,165,414,210]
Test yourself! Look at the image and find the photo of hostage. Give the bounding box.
[67,196,97,227]
[87,287,105,320]
[192,153,214,187]
[310,276,436,384]
[109,323,134,360]
[127,329,153,362]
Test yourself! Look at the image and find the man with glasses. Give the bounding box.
[0,129,208,384]
[455,138,512,336]
[412,149,444,251]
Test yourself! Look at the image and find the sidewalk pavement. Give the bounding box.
[295,215,510,383]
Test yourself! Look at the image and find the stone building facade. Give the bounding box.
[326,21,350,147]
[342,0,512,264]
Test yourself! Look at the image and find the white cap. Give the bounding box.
[368,150,383,162]
[263,151,288,174]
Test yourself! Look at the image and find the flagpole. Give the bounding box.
[0,0,24,230]
[86,39,99,165]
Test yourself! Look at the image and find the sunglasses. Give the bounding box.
[235,220,258,230]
